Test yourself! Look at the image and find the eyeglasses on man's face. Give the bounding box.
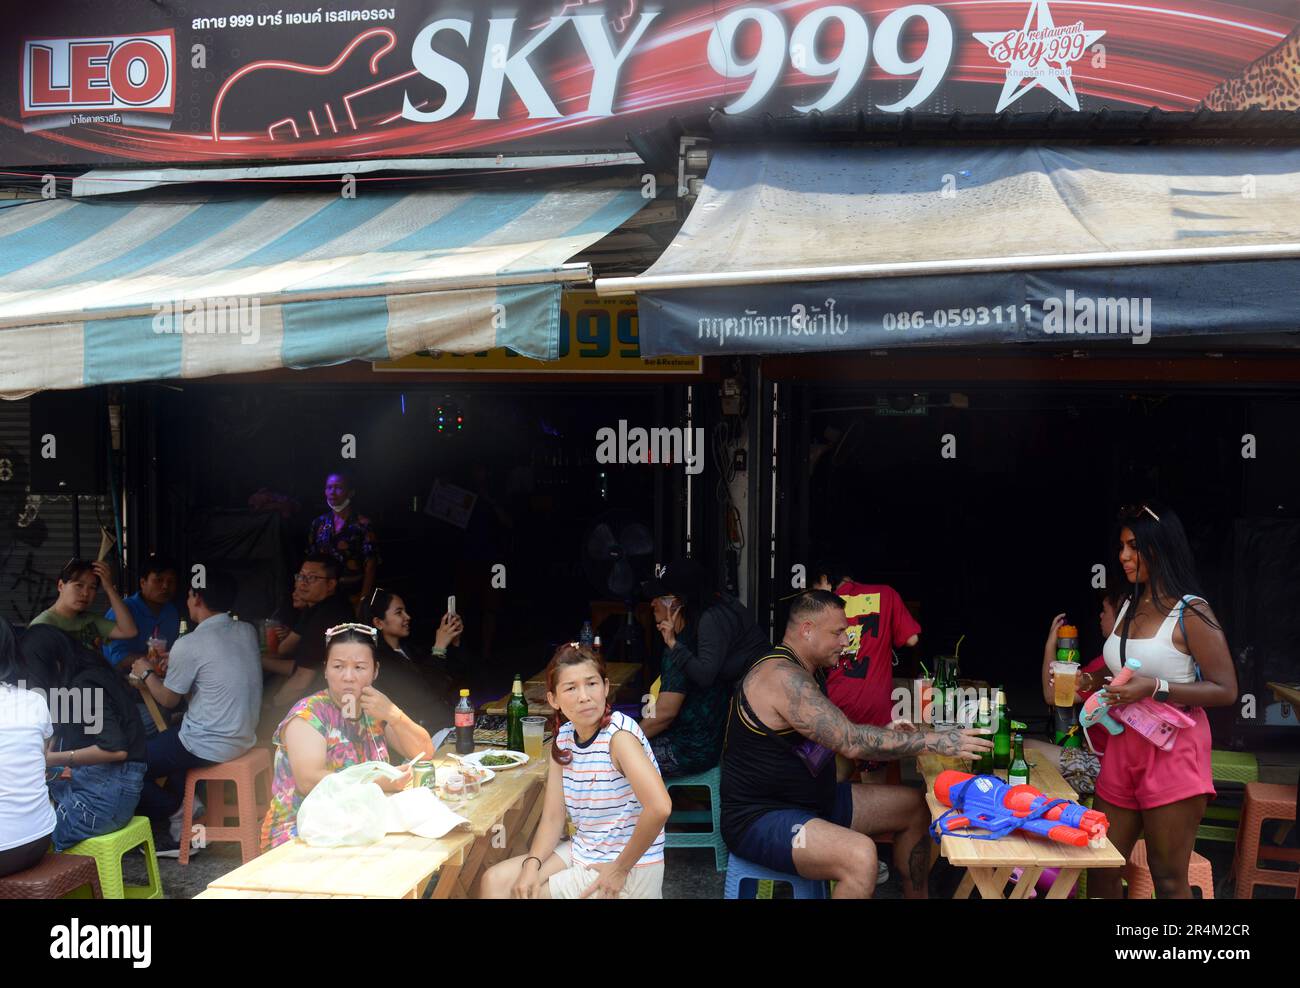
[294,571,331,584]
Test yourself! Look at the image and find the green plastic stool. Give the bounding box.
[62,816,163,899]
[1196,751,1259,844]
[663,765,728,872]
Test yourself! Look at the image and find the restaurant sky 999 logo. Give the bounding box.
[22,31,175,118]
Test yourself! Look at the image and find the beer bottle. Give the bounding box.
[1008,733,1030,787]
[507,674,528,751]
[455,689,476,755]
[993,688,1011,771]
[974,695,995,775]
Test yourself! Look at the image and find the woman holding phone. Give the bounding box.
[363,588,463,732]
[1086,503,1238,899]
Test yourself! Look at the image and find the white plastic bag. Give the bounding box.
[296,761,405,848]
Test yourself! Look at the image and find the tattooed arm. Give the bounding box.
[775,665,993,761]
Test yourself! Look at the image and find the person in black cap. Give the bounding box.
[643,558,770,690]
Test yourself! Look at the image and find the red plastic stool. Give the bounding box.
[179,747,273,865]
[1233,782,1299,899]
[1124,839,1214,898]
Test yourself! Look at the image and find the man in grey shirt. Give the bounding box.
[133,569,261,854]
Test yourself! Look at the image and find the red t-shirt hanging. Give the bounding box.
[826,582,921,726]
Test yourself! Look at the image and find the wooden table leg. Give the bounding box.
[453,836,493,899]
[967,868,1003,899]
[506,784,544,856]
[954,872,976,899]
[1046,867,1082,900]
[969,868,1009,900]
[1009,866,1042,899]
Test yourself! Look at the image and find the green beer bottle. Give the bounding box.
[993,689,1011,771]
[974,695,995,775]
[1008,733,1030,787]
[506,674,528,751]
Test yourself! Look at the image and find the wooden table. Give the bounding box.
[919,753,1125,900]
[1267,681,1300,710]
[482,662,642,716]
[202,742,550,899]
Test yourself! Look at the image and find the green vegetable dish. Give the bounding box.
[481,754,519,767]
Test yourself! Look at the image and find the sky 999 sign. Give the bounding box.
[708,5,954,114]
[4,1,1299,167]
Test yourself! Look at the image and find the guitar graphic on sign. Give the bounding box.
[210,28,416,144]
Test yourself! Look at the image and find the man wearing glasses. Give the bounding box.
[263,555,354,708]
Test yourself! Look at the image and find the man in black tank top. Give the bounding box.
[720,590,992,898]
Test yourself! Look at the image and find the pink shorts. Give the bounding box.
[1095,705,1215,811]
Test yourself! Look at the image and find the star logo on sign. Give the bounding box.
[974,0,1106,112]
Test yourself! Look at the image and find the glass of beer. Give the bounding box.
[521,716,546,760]
[1051,661,1079,707]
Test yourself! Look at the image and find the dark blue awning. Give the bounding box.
[597,146,1300,353]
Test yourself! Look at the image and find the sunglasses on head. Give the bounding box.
[1118,504,1160,523]
[324,623,378,643]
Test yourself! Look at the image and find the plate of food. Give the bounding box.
[462,750,529,771]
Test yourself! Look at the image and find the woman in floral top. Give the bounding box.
[260,625,432,851]
[305,470,380,609]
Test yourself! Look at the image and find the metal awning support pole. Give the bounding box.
[594,242,1300,296]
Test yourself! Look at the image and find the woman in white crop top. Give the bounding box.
[1084,503,1238,900]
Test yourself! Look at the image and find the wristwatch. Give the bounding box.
[1153,678,1171,702]
[141,668,154,683]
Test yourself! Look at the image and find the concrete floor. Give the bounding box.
[117,740,1298,900]
[122,817,1296,900]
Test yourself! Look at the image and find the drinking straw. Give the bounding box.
[954,635,965,663]
[919,660,931,680]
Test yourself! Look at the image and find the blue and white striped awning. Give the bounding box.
[0,182,647,396]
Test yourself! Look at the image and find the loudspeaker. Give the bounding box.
[28,388,105,494]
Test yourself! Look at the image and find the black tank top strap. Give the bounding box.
[735,645,816,739]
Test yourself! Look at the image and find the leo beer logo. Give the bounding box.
[22,31,175,115]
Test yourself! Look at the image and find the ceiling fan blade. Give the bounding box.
[608,559,638,598]
[619,523,654,558]
[586,523,619,560]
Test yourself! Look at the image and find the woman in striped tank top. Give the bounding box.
[478,644,671,899]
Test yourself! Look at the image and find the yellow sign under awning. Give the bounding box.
[374,292,701,374]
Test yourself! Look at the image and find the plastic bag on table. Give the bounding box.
[296,760,406,848]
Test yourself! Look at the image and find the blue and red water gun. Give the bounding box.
[931,770,1110,847]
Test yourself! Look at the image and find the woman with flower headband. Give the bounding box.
[259,624,431,851]
[1084,502,1238,899]
[477,643,671,899]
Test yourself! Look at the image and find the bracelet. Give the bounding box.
[432,646,448,658]
[69,749,76,766]
[522,855,542,870]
